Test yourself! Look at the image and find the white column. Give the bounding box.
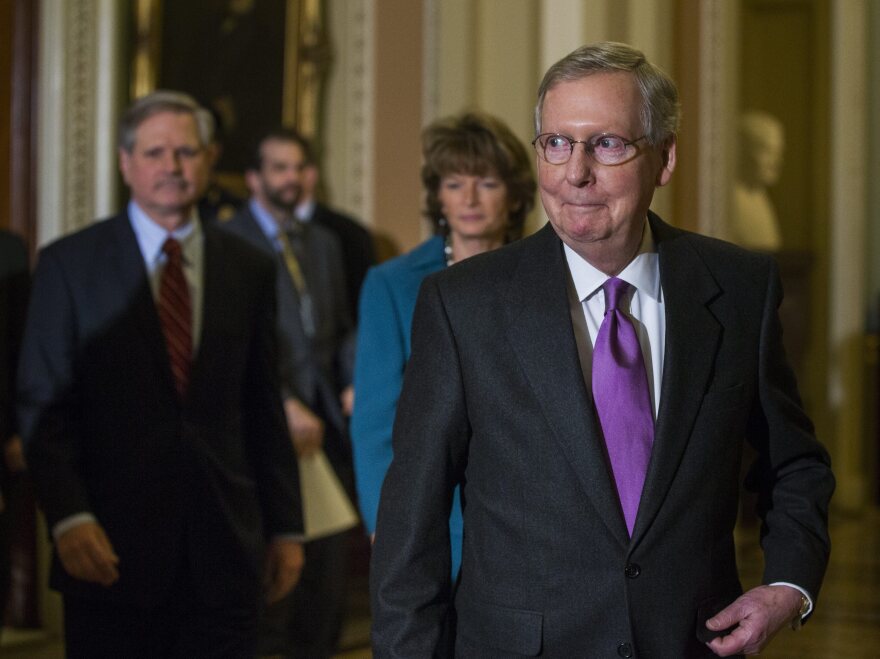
[828,0,869,510]
[323,0,374,225]
[626,0,677,222]
[539,0,594,75]
[37,0,69,246]
[696,0,738,239]
[37,0,120,245]
[93,0,123,219]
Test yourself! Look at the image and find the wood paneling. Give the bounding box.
[0,0,12,231]
[0,0,38,250]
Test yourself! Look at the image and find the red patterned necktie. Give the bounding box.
[592,277,654,536]
[157,238,192,398]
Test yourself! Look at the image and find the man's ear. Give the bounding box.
[656,137,677,187]
[303,164,319,193]
[118,149,132,185]
[244,169,261,196]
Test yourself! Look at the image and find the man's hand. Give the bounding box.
[264,538,304,604]
[56,521,120,587]
[283,397,324,457]
[706,585,804,656]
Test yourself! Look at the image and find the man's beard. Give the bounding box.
[265,183,302,214]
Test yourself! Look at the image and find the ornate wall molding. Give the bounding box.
[38,0,119,245]
[64,0,97,234]
[696,0,737,239]
[323,0,373,226]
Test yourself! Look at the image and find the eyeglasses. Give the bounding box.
[532,133,648,166]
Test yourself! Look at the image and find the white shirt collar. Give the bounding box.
[128,200,199,266]
[296,199,316,222]
[249,198,283,242]
[563,218,661,303]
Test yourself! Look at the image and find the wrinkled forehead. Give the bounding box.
[133,110,202,146]
[540,72,642,131]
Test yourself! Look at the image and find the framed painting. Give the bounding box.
[130,0,328,176]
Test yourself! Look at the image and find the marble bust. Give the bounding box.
[730,111,785,251]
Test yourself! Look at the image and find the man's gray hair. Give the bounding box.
[118,90,214,152]
[535,41,680,146]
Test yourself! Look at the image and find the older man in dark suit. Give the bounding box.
[370,42,834,658]
[17,91,303,658]
[225,128,355,658]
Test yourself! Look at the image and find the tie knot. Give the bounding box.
[282,219,305,236]
[602,277,631,312]
[162,237,182,261]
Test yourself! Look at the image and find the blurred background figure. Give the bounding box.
[730,110,785,251]
[17,91,303,657]
[0,229,29,639]
[225,128,355,659]
[296,152,376,326]
[197,106,244,224]
[350,111,536,576]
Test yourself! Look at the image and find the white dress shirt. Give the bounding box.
[128,201,204,351]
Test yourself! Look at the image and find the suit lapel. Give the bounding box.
[631,214,722,543]
[107,213,178,398]
[504,225,629,547]
[190,225,225,398]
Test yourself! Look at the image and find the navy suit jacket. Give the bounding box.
[370,214,834,658]
[17,212,301,608]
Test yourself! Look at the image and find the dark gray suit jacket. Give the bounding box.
[370,214,834,658]
[224,207,354,471]
[309,202,375,323]
[17,213,301,609]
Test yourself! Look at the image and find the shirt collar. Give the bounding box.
[563,218,661,303]
[295,199,316,222]
[250,198,284,241]
[128,201,199,265]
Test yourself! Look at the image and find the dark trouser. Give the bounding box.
[258,530,350,659]
[63,581,260,658]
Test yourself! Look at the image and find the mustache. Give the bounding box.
[274,183,301,196]
[154,177,188,189]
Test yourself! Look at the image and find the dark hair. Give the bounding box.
[247,127,315,172]
[118,90,213,152]
[535,41,680,146]
[421,111,536,240]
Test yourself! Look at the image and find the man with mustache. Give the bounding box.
[18,91,304,657]
[225,128,355,658]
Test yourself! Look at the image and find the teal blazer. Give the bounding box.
[351,236,463,575]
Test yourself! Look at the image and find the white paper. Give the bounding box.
[297,450,360,541]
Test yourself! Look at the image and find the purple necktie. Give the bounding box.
[592,277,654,536]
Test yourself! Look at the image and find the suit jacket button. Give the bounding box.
[624,563,641,578]
[617,642,634,657]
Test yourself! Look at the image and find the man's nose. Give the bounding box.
[565,143,596,186]
[564,144,594,186]
[161,150,183,172]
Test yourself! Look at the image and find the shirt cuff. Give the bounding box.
[768,581,813,618]
[52,512,99,542]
